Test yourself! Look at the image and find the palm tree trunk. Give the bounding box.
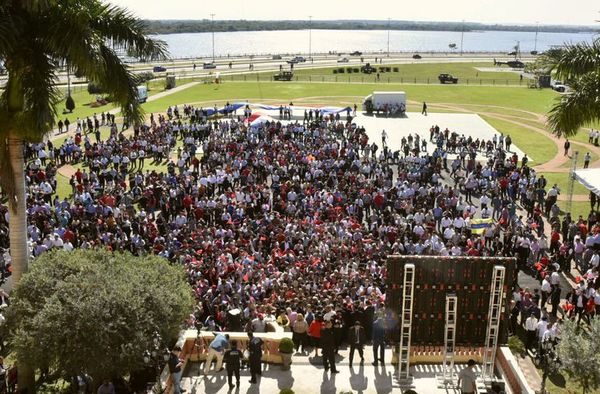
[6,134,28,283]
[7,133,36,393]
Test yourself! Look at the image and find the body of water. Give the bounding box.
[153,29,597,59]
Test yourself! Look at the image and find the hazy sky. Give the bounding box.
[109,0,599,25]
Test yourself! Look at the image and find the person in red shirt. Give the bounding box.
[308,316,324,357]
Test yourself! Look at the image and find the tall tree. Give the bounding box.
[6,249,194,389]
[0,1,166,391]
[542,38,600,137]
[0,0,166,282]
[556,319,600,394]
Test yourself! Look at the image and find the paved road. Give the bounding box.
[0,53,534,88]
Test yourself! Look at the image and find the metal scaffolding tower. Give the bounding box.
[442,294,458,383]
[482,266,506,381]
[566,150,579,215]
[399,263,416,381]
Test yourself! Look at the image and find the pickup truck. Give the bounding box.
[438,73,459,84]
[551,80,567,93]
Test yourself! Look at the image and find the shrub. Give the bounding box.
[87,82,105,95]
[137,71,155,84]
[65,95,75,113]
[278,337,294,354]
[279,390,294,394]
[338,68,345,73]
[508,335,525,357]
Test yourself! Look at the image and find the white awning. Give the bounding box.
[574,168,600,197]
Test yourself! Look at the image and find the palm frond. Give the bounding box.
[553,38,600,81]
[90,3,168,61]
[546,70,600,137]
[0,4,15,55]
[18,44,60,138]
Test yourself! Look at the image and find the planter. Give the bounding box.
[280,352,293,370]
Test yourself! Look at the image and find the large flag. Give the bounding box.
[470,218,493,234]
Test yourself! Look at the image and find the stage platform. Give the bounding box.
[355,112,528,161]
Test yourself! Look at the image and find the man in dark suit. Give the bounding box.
[224,340,241,390]
[348,320,366,367]
[247,331,263,384]
[320,320,339,373]
[372,313,386,366]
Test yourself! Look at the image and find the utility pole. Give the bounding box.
[460,20,465,56]
[387,18,391,57]
[210,13,215,62]
[309,16,312,61]
[534,21,539,53]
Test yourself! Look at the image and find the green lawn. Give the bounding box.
[228,61,529,86]
[559,149,599,169]
[542,172,590,195]
[140,81,558,115]
[480,116,557,165]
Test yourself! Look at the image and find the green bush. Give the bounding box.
[508,335,525,357]
[87,82,105,95]
[65,95,75,113]
[338,68,345,73]
[137,71,155,84]
[278,337,295,354]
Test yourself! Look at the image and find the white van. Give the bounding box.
[137,86,148,103]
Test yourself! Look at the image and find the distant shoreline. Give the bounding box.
[145,19,598,35]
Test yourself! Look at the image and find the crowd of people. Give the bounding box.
[1,102,599,377]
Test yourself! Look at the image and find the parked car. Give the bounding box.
[507,51,517,56]
[203,63,217,69]
[272,55,282,60]
[438,73,459,84]
[152,65,166,72]
[412,54,422,60]
[350,51,363,56]
[293,56,306,63]
[550,80,567,93]
[273,71,294,81]
[337,57,349,63]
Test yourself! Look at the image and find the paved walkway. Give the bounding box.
[48,81,200,142]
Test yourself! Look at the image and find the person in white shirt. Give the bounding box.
[525,314,538,350]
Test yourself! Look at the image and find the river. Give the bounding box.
[152,29,597,59]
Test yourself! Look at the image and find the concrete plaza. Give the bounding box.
[180,346,496,394]
[354,111,527,160]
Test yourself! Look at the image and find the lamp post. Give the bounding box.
[460,20,465,56]
[143,331,170,393]
[210,13,216,62]
[387,18,391,58]
[309,16,312,61]
[534,21,539,53]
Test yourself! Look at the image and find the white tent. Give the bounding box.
[574,168,600,196]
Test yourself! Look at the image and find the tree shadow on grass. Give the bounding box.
[548,372,567,388]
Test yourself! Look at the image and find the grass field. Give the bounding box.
[225,61,530,85]
[480,116,557,165]
[140,81,559,115]
[542,172,589,195]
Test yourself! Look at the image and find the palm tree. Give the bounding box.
[542,38,600,137]
[0,1,166,390]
